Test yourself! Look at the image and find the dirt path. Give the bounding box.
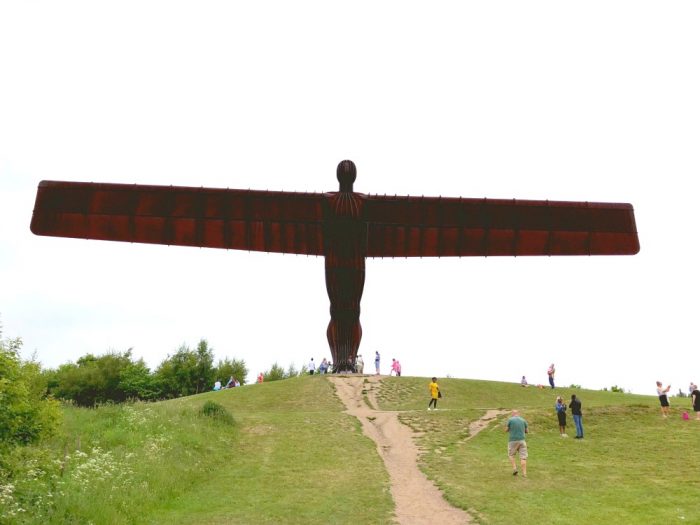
[329,375,505,525]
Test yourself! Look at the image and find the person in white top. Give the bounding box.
[308,358,316,375]
[656,381,671,417]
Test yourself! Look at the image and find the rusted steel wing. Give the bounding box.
[364,195,639,257]
[30,181,327,255]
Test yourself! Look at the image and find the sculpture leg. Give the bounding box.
[325,262,365,372]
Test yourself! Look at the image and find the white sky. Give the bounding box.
[1,1,698,395]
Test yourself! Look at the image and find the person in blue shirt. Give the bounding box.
[555,396,567,437]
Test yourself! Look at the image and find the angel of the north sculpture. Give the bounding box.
[31,160,639,372]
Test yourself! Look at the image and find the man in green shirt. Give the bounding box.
[505,410,529,477]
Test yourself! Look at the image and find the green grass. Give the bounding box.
[1,376,392,524]
[376,376,700,524]
[2,375,698,524]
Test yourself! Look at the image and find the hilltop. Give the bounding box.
[2,375,697,524]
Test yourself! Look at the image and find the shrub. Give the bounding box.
[199,401,234,424]
[0,333,61,446]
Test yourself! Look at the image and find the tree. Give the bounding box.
[120,358,158,400]
[0,332,61,446]
[49,350,136,406]
[194,340,215,394]
[286,363,299,378]
[154,339,216,398]
[213,357,248,386]
[263,362,288,382]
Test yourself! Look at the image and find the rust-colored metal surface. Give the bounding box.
[31,160,640,371]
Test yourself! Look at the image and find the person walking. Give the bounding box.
[547,363,556,389]
[428,377,440,411]
[374,351,381,375]
[308,358,316,375]
[555,396,567,437]
[569,394,584,438]
[505,410,529,477]
[656,381,671,418]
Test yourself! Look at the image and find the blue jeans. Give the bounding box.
[573,414,583,437]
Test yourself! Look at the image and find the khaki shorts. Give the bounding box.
[508,440,528,459]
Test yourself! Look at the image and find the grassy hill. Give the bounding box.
[2,376,698,524]
[381,377,699,524]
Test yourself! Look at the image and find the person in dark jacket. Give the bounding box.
[569,394,584,438]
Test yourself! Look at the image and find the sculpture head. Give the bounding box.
[337,160,356,192]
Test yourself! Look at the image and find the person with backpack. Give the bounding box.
[428,377,441,411]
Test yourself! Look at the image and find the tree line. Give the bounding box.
[1,322,314,451]
[43,339,248,406]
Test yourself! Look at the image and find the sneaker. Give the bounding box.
[512,470,518,476]
[561,433,568,438]
[427,408,431,411]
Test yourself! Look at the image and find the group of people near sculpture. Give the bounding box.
[306,351,402,377]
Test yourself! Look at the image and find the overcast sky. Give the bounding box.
[2,2,698,395]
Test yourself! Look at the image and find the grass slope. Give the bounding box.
[376,376,700,524]
[3,376,698,524]
[5,377,392,524]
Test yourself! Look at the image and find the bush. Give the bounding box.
[0,333,61,447]
[199,401,234,424]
